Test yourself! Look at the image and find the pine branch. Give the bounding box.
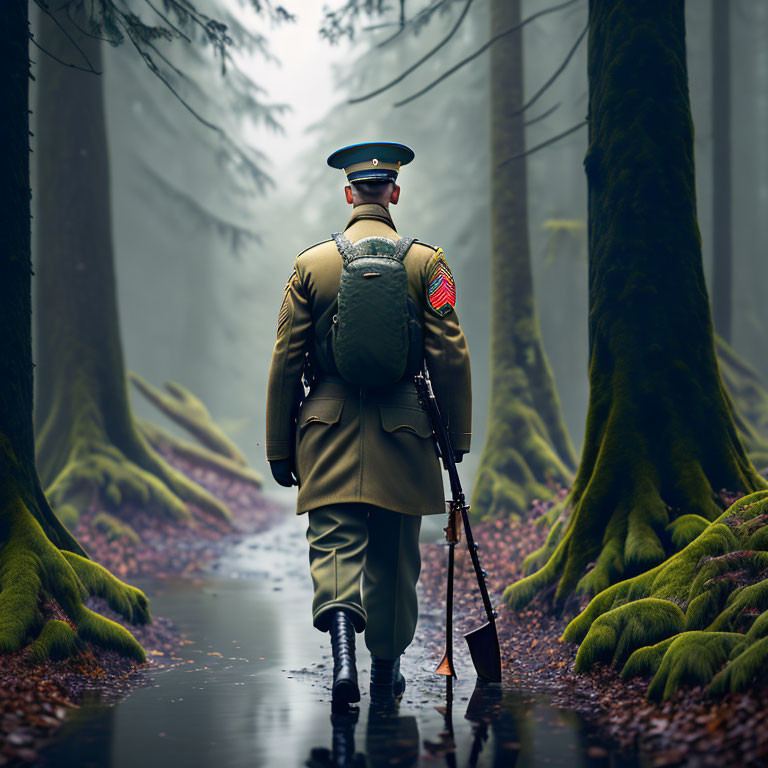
[142,0,192,43]
[117,14,223,133]
[374,0,451,47]
[394,0,581,108]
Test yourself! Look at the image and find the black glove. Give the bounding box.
[270,458,298,487]
[454,451,467,464]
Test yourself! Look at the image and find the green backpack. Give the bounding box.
[328,232,422,387]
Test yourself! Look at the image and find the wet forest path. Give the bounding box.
[36,518,644,767]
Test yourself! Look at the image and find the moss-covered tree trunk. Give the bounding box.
[505,0,766,607]
[472,0,577,518]
[0,4,148,662]
[33,7,228,526]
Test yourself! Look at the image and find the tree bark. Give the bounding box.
[33,7,229,524]
[472,0,577,518]
[505,0,765,607]
[711,0,731,342]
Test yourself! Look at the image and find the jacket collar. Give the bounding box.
[344,203,397,232]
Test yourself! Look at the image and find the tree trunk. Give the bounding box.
[472,0,577,518]
[0,4,147,662]
[33,7,229,525]
[505,0,765,608]
[711,0,731,342]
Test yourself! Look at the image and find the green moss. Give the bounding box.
[27,620,78,663]
[130,373,248,466]
[746,525,768,550]
[0,496,147,662]
[666,514,710,549]
[36,367,231,527]
[43,430,230,524]
[137,419,263,489]
[522,517,565,575]
[562,521,737,644]
[561,492,768,699]
[503,537,566,609]
[707,578,768,633]
[472,400,570,518]
[621,635,677,680]
[708,636,768,695]
[56,503,80,531]
[645,631,744,701]
[92,512,140,545]
[573,599,684,673]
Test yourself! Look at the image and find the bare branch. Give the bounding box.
[32,0,100,72]
[349,0,475,104]
[497,120,587,167]
[523,102,560,128]
[28,33,100,73]
[394,0,581,108]
[510,23,587,117]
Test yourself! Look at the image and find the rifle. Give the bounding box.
[414,368,502,683]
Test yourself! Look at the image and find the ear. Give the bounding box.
[345,185,354,205]
[390,184,401,205]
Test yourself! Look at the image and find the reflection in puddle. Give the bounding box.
[37,522,646,768]
[305,678,647,767]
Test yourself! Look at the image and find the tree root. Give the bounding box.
[561,490,768,699]
[0,492,148,662]
[43,432,231,526]
[137,418,262,489]
[130,373,248,466]
[503,421,764,608]
[472,400,574,518]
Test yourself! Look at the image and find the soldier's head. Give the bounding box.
[345,180,401,208]
[327,141,413,209]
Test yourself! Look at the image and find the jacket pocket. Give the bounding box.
[299,397,345,431]
[379,405,432,439]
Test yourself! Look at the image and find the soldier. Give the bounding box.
[265,142,472,706]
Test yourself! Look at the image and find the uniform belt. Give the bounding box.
[311,375,420,405]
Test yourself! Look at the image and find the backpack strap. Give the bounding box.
[393,237,416,262]
[332,232,359,265]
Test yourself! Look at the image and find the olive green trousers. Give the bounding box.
[306,503,422,659]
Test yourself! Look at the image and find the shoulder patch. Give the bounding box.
[426,249,456,317]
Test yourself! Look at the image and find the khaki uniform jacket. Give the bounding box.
[265,203,472,516]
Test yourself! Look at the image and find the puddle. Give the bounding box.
[37,521,647,767]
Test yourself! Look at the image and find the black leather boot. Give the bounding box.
[370,655,406,698]
[330,610,359,704]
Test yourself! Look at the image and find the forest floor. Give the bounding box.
[418,496,768,767]
[1,449,279,766]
